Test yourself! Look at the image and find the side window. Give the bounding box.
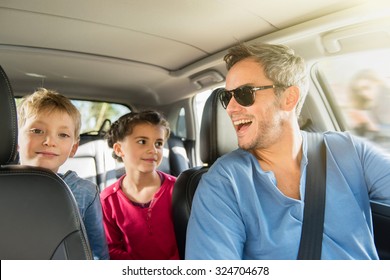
[192,89,213,165]
[317,49,390,152]
[71,100,130,134]
[176,107,187,138]
[15,98,131,135]
[194,89,212,130]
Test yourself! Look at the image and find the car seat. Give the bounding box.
[0,65,93,259]
[172,89,237,259]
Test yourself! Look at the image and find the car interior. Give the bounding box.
[1,0,390,260]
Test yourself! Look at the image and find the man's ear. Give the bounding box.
[284,86,300,112]
[69,141,79,158]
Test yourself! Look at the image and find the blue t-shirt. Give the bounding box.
[186,131,390,259]
[61,170,109,260]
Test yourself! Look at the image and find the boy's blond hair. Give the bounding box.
[17,88,81,140]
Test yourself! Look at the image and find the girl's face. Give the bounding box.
[113,123,166,174]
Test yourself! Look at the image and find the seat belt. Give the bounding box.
[297,132,327,260]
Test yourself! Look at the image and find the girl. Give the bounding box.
[100,110,179,259]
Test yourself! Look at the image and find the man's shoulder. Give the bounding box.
[214,148,252,166]
[304,130,357,146]
[322,130,364,149]
[323,130,353,139]
[205,148,254,177]
[304,131,370,159]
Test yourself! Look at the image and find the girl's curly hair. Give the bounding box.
[105,110,170,162]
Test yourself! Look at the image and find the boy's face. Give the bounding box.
[18,109,79,173]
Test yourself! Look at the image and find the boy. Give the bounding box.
[17,88,109,260]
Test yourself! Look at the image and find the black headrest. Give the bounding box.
[199,88,237,165]
[0,66,18,165]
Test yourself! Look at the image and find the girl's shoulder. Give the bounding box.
[158,170,176,186]
[100,175,124,200]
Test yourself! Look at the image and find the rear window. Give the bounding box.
[71,100,130,135]
[15,98,131,135]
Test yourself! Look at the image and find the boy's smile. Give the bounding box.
[18,109,79,173]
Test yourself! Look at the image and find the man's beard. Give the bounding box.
[239,104,284,151]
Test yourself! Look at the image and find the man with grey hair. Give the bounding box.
[186,42,390,259]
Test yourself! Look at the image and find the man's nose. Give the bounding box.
[226,95,241,113]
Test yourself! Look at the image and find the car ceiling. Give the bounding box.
[0,0,380,107]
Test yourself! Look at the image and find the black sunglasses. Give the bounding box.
[218,85,276,109]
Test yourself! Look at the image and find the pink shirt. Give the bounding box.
[100,171,179,260]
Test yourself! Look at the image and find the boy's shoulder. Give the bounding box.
[60,170,99,194]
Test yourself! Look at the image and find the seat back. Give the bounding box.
[0,65,92,260]
[172,89,237,259]
[168,132,191,177]
[371,201,390,259]
[59,136,117,192]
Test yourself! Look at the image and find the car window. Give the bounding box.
[176,107,187,138]
[72,100,130,134]
[194,89,213,130]
[15,98,131,135]
[316,49,390,152]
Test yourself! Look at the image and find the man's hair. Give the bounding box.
[105,110,171,162]
[224,42,309,116]
[17,88,81,139]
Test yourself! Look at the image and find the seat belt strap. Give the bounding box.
[297,132,327,260]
